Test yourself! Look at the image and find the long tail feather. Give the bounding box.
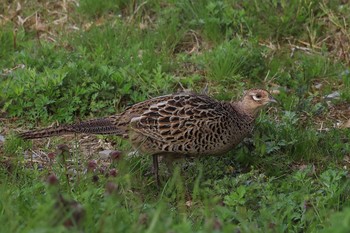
[20,126,71,139]
[20,117,126,139]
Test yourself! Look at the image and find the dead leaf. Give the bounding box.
[16,2,22,14]
[35,22,47,32]
[342,119,350,128]
[53,15,67,25]
[185,200,192,207]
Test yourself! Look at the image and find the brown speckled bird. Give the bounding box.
[20,89,277,184]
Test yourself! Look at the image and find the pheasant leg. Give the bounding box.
[152,154,160,187]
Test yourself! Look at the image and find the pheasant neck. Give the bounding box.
[231,101,260,119]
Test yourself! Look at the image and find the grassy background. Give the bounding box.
[1,0,350,232]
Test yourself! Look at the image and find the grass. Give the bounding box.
[1,0,350,232]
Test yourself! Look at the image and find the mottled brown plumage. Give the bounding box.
[20,89,277,184]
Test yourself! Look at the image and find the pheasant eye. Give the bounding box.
[252,93,262,101]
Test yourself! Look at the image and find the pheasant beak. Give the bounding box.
[268,95,278,104]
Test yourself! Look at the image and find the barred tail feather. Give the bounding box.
[19,126,71,139]
[20,117,126,139]
[68,117,124,135]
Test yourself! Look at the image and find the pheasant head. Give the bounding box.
[236,89,277,116]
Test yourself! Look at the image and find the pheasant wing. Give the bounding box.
[130,93,221,144]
